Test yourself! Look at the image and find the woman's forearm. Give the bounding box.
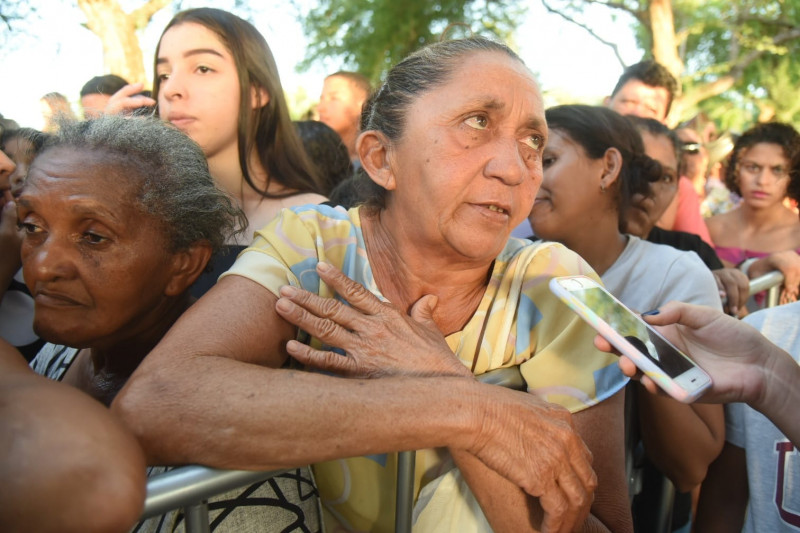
[755,346,800,447]
[1,341,146,533]
[637,387,725,491]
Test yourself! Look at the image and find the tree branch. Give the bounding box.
[541,0,628,68]
[130,0,172,29]
[576,0,647,24]
[681,26,800,108]
[735,15,798,29]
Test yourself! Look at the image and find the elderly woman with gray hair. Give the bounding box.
[117,37,632,532]
[20,115,323,531]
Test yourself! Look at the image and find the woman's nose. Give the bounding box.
[161,73,185,100]
[486,137,527,186]
[24,234,77,283]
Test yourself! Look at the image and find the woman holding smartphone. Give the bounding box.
[601,300,800,531]
[527,104,724,531]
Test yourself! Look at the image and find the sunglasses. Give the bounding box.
[681,142,703,155]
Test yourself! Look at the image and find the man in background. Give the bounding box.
[317,71,371,164]
[605,60,677,124]
[607,60,713,245]
[80,74,129,119]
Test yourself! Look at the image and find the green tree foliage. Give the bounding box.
[298,0,525,83]
[542,0,800,130]
[676,0,800,130]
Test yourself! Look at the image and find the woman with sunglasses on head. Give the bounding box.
[706,122,800,308]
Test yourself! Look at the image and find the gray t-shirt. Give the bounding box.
[727,302,800,532]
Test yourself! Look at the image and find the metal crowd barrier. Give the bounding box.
[748,269,785,308]
[140,271,785,532]
[140,367,525,533]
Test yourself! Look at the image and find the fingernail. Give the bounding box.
[275,298,293,312]
[642,309,660,316]
[317,261,330,272]
[279,285,297,297]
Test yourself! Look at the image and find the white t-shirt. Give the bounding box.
[602,235,722,313]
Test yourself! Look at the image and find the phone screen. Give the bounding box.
[571,287,695,378]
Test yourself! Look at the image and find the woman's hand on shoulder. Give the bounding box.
[275,262,473,379]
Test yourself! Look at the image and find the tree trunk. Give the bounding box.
[77,0,172,87]
[649,0,682,78]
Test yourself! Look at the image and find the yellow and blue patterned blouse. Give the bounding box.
[223,204,627,532]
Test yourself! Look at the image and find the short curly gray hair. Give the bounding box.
[36,115,245,254]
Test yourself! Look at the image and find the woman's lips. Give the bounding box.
[34,289,85,307]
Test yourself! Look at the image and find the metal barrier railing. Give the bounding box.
[747,270,784,308]
[139,367,525,533]
[139,271,785,532]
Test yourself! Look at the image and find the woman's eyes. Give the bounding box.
[524,135,545,151]
[157,64,214,81]
[82,231,109,245]
[18,222,109,246]
[18,221,43,234]
[542,155,556,168]
[465,115,489,130]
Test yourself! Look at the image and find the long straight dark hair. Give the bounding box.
[153,8,325,198]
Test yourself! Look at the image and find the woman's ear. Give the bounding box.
[251,86,270,110]
[164,243,213,297]
[357,130,396,192]
[600,147,623,190]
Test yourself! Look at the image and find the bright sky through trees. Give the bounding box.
[0,1,641,129]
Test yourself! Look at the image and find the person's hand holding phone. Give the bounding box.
[550,276,711,402]
[594,301,775,405]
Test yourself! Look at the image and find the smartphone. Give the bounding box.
[549,275,712,403]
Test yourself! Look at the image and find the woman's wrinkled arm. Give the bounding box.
[0,339,146,533]
[452,389,632,533]
[114,270,601,530]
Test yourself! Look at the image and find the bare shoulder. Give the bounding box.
[783,216,800,248]
[705,210,739,245]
